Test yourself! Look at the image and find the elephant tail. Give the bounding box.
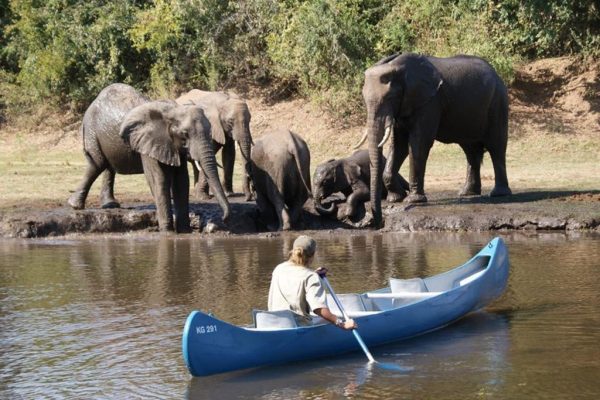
[288,132,312,198]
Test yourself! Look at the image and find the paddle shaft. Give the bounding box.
[321,276,376,363]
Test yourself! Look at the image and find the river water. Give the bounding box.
[1,232,599,399]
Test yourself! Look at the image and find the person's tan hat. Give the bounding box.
[293,235,316,257]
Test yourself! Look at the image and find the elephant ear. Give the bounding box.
[345,162,361,185]
[202,103,226,145]
[399,55,443,118]
[120,100,181,167]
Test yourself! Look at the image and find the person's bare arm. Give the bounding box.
[314,307,357,330]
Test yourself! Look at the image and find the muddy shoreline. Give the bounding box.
[1,190,599,238]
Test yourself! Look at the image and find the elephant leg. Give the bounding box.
[68,150,106,210]
[486,115,512,197]
[488,146,512,197]
[383,128,409,203]
[405,111,439,203]
[99,167,120,208]
[458,143,484,196]
[172,159,191,233]
[141,155,174,232]
[269,186,290,231]
[255,189,277,231]
[221,139,235,196]
[277,203,292,231]
[288,192,307,227]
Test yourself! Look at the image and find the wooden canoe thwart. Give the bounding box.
[182,237,510,377]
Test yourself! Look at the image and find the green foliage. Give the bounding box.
[489,0,600,58]
[267,0,379,116]
[4,0,151,111]
[375,0,517,82]
[0,0,598,123]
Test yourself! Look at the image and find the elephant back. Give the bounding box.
[85,83,149,174]
[251,129,311,202]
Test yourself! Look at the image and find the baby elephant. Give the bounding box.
[313,150,408,219]
[251,129,312,231]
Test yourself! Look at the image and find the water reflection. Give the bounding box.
[1,232,600,399]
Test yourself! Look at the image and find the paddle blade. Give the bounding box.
[374,361,413,372]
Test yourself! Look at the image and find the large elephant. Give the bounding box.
[313,150,409,219]
[360,53,512,227]
[67,83,230,232]
[176,90,253,201]
[250,128,311,231]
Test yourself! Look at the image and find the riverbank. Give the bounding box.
[0,57,598,238]
[1,189,599,238]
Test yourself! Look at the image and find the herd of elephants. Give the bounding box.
[67,53,512,233]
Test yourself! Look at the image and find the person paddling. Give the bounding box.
[268,235,357,330]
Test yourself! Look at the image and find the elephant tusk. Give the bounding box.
[194,160,203,173]
[237,141,250,162]
[196,159,223,173]
[378,125,392,148]
[352,129,368,150]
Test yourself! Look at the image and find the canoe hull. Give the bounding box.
[183,237,509,376]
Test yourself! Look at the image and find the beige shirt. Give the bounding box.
[268,261,327,322]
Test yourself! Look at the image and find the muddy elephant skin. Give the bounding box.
[176,90,253,201]
[250,129,311,231]
[313,150,409,219]
[361,53,512,227]
[67,83,230,232]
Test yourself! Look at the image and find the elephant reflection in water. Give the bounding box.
[67,83,231,233]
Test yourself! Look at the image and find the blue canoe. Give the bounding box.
[182,237,509,377]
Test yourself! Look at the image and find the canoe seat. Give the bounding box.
[389,277,429,307]
[253,309,298,330]
[389,277,428,293]
[326,293,379,317]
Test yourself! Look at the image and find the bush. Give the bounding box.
[0,0,598,124]
[4,1,151,112]
[267,0,379,116]
[375,0,517,83]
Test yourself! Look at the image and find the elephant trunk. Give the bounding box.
[190,141,231,222]
[314,196,336,216]
[237,137,253,200]
[366,114,391,228]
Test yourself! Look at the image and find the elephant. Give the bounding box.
[359,53,512,227]
[176,90,253,201]
[313,150,409,219]
[67,83,230,233]
[250,128,311,231]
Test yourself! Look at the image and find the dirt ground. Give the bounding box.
[0,57,598,238]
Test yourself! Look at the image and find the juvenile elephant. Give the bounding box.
[250,129,311,231]
[176,90,253,201]
[67,83,230,232]
[360,53,512,227]
[313,150,409,219]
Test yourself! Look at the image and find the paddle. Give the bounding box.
[319,274,409,371]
